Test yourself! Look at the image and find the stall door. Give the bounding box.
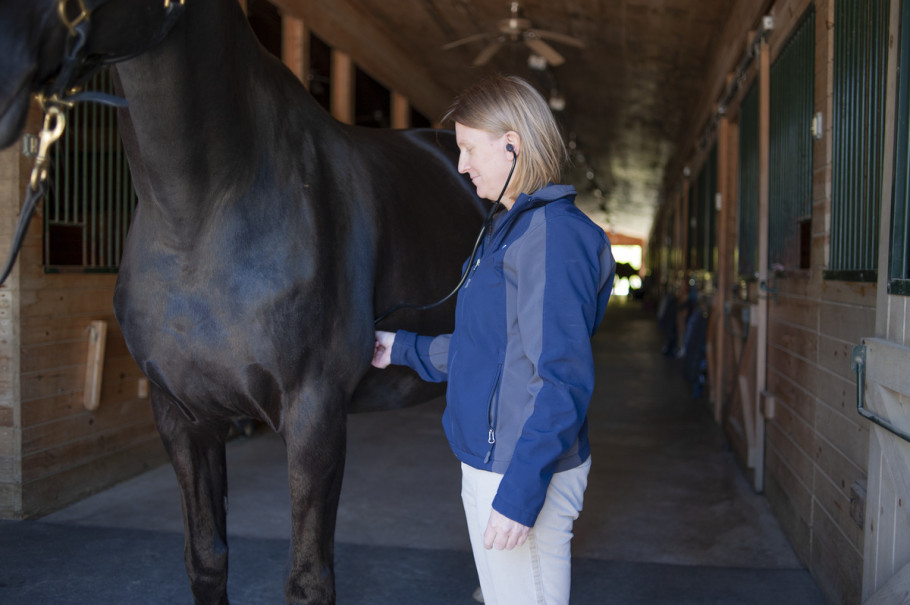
[853,338,910,603]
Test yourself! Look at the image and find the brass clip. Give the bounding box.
[164,0,186,9]
[29,106,67,192]
[57,0,90,36]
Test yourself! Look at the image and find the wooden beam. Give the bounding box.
[281,14,309,88]
[270,0,453,122]
[331,50,354,125]
[713,116,731,423]
[752,38,771,493]
[391,92,409,129]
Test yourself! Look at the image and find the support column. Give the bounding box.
[331,50,355,125]
[753,37,771,493]
[391,92,410,129]
[282,14,309,88]
[713,116,731,423]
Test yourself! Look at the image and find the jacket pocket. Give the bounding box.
[483,363,504,464]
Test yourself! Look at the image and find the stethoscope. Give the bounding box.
[373,144,518,325]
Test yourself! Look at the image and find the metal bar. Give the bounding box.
[63,101,71,225]
[832,0,841,268]
[851,345,910,444]
[893,0,910,280]
[115,108,123,267]
[107,70,114,267]
[870,0,884,268]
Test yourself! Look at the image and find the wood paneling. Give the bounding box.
[765,463,812,564]
[812,499,864,605]
[0,100,158,518]
[20,438,166,518]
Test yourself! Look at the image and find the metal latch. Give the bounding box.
[851,344,910,444]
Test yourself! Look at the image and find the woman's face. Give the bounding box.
[455,122,516,207]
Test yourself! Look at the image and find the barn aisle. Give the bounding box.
[0,298,825,604]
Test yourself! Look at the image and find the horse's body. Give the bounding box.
[0,1,484,602]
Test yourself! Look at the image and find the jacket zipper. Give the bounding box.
[484,363,504,464]
[464,257,482,289]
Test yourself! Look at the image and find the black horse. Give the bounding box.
[0,0,485,602]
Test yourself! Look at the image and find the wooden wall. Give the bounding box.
[655,1,879,603]
[0,102,165,519]
[762,3,873,603]
[0,120,26,517]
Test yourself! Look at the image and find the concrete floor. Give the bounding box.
[0,299,826,604]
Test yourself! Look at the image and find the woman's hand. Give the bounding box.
[483,508,530,550]
[372,331,396,368]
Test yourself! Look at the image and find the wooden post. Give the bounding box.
[753,38,771,493]
[331,50,354,124]
[681,178,690,275]
[391,92,410,129]
[713,116,731,423]
[282,14,309,88]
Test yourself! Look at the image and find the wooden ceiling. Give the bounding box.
[275,0,747,240]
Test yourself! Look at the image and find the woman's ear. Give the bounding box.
[504,132,520,157]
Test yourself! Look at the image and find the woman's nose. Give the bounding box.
[458,154,468,174]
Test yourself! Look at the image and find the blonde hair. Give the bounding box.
[442,75,567,199]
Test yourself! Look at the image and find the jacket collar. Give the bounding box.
[509,183,577,214]
[488,183,577,245]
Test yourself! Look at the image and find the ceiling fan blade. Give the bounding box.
[442,32,491,51]
[473,40,504,66]
[528,29,585,48]
[524,37,565,67]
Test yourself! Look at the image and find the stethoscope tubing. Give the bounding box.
[373,150,518,326]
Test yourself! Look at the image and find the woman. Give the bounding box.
[372,74,615,604]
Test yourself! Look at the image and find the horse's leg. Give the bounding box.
[281,386,347,604]
[151,388,231,605]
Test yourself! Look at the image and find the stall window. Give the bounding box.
[689,146,718,272]
[738,82,760,281]
[45,69,138,272]
[827,0,890,281]
[769,7,815,271]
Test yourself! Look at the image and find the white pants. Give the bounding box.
[461,457,591,605]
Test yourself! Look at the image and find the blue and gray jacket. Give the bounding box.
[391,183,615,527]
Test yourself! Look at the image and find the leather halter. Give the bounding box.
[0,0,188,285]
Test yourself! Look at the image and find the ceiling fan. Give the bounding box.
[443,1,585,68]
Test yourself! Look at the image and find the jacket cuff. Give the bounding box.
[491,492,540,528]
[390,330,418,366]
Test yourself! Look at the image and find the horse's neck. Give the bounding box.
[114,0,264,224]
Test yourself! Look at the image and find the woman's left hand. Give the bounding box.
[483,508,530,550]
